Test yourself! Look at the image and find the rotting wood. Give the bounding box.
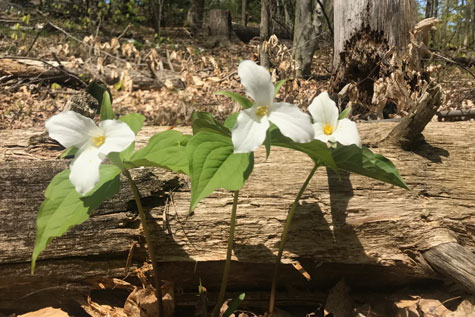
[0,122,475,310]
[382,83,443,150]
[423,242,475,294]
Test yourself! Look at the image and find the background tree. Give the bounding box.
[292,0,324,78]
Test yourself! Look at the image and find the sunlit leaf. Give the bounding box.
[127,130,191,174]
[216,91,253,109]
[32,165,121,273]
[187,131,253,212]
[332,144,408,189]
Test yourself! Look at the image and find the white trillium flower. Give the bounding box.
[308,92,361,147]
[45,111,135,195]
[232,60,315,153]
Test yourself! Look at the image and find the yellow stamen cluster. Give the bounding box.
[92,135,106,147]
[323,123,334,135]
[255,105,269,117]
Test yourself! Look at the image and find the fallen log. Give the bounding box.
[0,57,184,91]
[1,122,475,313]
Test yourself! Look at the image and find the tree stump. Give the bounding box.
[204,9,233,39]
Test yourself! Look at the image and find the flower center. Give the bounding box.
[92,135,106,147]
[323,123,334,135]
[255,105,269,117]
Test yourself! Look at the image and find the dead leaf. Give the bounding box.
[18,307,69,317]
[124,281,174,317]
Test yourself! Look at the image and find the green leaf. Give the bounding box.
[118,113,145,161]
[274,79,286,96]
[264,128,271,159]
[127,129,191,174]
[269,126,337,172]
[120,113,145,135]
[60,146,78,159]
[216,91,253,109]
[99,90,114,121]
[223,112,239,130]
[191,112,230,136]
[187,131,253,212]
[32,165,121,273]
[223,293,246,317]
[338,105,352,120]
[332,144,408,189]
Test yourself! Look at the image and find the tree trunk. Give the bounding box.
[332,0,417,68]
[1,122,475,311]
[330,0,438,121]
[204,9,233,39]
[241,0,248,26]
[293,0,323,78]
[259,0,271,68]
[464,0,471,47]
[185,0,205,31]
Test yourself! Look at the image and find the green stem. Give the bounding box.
[212,190,240,317]
[268,164,319,315]
[123,169,163,317]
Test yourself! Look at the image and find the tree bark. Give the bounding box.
[241,0,248,26]
[259,0,271,68]
[293,0,323,78]
[185,0,205,32]
[332,0,417,68]
[330,0,438,120]
[204,9,233,39]
[1,122,475,310]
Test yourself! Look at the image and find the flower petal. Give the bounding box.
[308,92,338,128]
[268,102,315,143]
[98,120,136,155]
[238,60,274,106]
[313,122,332,143]
[45,111,99,148]
[69,145,103,195]
[332,119,362,147]
[232,107,269,153]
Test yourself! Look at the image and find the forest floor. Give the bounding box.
[1,4,475,317]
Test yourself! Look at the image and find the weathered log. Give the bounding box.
[1,122,475,312]
[423,242,475,294]
[0,58,184,91]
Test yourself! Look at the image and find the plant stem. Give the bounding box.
[212,190,240,317]
[268,164,319,315]
[123,169,163,317]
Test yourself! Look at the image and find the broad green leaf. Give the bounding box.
[332,144,408,189]
[224,112,239,130]
[60,146,78,159]
[223,293,246,317]
[32,165,121,273]
[120,113,145,135]
[119,113,145,161]
[338,105,352,120]
[191,112,230,136]
[269,126,337,172]
[274,79,286,96]
[216,91,253,109]
[187,131,253,212]
[99,90,114,121]
[127,129,191,174]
